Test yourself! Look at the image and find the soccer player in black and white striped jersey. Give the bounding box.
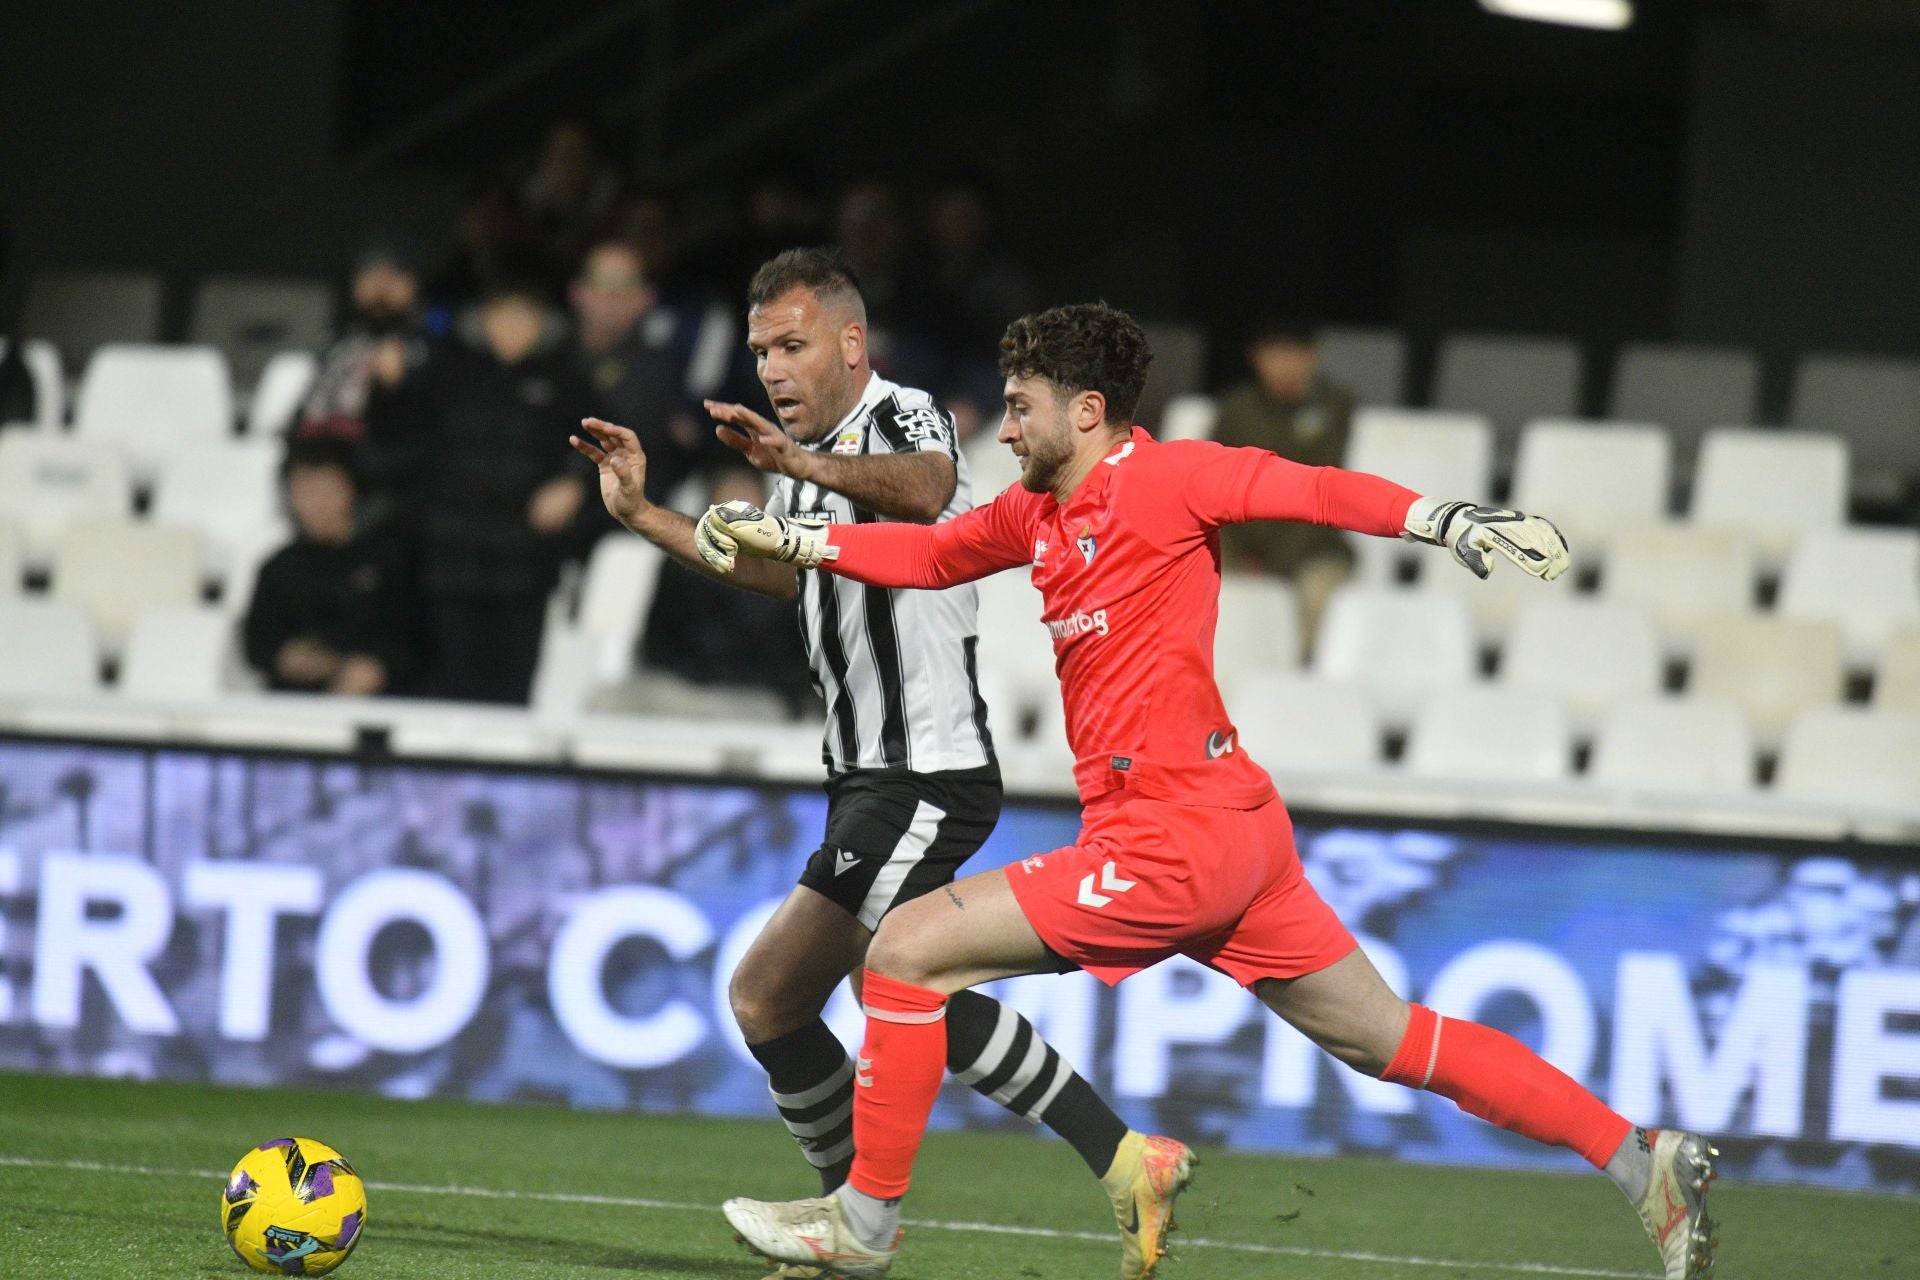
[571,248,1186,1280]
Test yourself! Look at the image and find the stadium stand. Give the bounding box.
[0,596,100,699]
[1313,586,1477,725]
[1227,672,1382,776]
[21,270,163,370]
[1215,574,1304,678]
[1341,408,1494,583]
[1775,706,1920,815]
[1589,697,1755,795]
[1689,427,1849,568]
[245,349,319,436]
[1601,522,1757,658]
[1606,343,1760,460]
[1787,352,1920,506]
[118,606,239,701]
[73,343,235,480]
[1687,613,1846,745]
[0,430,135,568]
[1405,686,1572,783]
[1431,333,1582,457]
[0,516,22,593]
[149,437,286,579]
[1874,624,1920,711]
[51,518,202,652]
[1155,392,1216,442]
[188,275,334,390]
[1776,526,1920,670]
[1316,326,1408,407]
[1498,596,1663,725]
[1510,418,1672,559]
[0,337,67,426]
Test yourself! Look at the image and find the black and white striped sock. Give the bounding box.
[748,1020,857,1194]
[945,989,1129,1176]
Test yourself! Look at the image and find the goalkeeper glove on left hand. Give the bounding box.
[697,500,837,572]
[1403,497,1571,581]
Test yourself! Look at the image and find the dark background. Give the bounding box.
[2,0,1916,396]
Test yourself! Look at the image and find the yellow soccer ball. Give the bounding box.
[220,1137,368,1275]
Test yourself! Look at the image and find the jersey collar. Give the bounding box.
[802,371,895,452]
[1057,425,1151,508]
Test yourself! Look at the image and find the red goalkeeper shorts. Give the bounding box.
[1005,793,1355,988]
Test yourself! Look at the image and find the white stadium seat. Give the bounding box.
[1776,526,1920,670]
[73,343,235,479]
[1788,352,1920,505]
[1156,393,1216,442]
[0,431,134,567]
[150,438,285,579]
[974,566,1056,725]
[1602,522,1757,658]
[1317,326,1407,406]
[1876,624,1920,712]
[963,430,1021,503]
[1590,697,1754,794]
[1688,613,1845,745]
[1498,597,1662,724]
[1313,586,1478,726]
[246,350,319,436]
[1405,686,1572,783]
[0,596,100,698]
[574,533,667,687]
[1421,539,1578,645]
[118,607,237,701]
[1341,408,1494,582]
[1135,320,1206,434]
[1690,428,1848,568]
[1775,707,1920,815]
[1432,333,1582,454]
[0,338,66,427]
[1215,574,1303,687]
[1607,343,1760,459]
[51,518,203,651]
[1228,672,1381,775]
[0,516,23,594]
[1511,419,1672,558]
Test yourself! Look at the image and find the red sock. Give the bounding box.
[846,970,949,1199]
[1382,1003,1632,1168]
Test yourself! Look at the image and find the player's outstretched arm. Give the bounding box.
[699,494,1030,588]
[706,400,957,523]
[1402,497,1571,581]
[570,418,798,600]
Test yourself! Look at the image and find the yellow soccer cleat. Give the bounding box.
[1631,1129,1720,1279]
[723,1194,897,1280]
[1100,1132,1196,1280]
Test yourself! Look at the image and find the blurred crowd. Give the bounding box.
[251,118,1050,711]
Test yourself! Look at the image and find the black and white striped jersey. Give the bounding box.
[766,374,996,776]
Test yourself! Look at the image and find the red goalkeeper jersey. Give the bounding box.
[818,427,1418,807]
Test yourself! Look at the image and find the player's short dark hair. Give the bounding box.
[746,246,865,314]
[998,302,1154,427]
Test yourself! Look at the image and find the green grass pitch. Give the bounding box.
[1,1071,1912,1278]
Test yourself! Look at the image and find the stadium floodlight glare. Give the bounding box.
[1479,0,1634,29]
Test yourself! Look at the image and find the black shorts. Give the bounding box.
[797,763,1003,930]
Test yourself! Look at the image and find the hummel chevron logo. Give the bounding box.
[1077,860,1136,909]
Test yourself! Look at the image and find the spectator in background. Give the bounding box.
[427,176,544,316]
[834,179,910,368]
[566,239,708,506]
[609,187,762,409]
[1212,321,1359,642]
[522,117,622,278]
[242,439,422,696]
[293,240,436,455]
[409,276,596,703]
[900,172,1036,440]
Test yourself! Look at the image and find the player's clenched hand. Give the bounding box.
[1403,497,1571,581]
[698,501,836,572]
[569,417,651,528]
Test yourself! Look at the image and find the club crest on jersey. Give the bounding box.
[1076,525,1097,565]
[830,425,864,455]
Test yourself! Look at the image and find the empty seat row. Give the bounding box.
[0,597,236,701]
[21,271,333,388]
[1313,329,1920,491]
[1224,674,1920,813]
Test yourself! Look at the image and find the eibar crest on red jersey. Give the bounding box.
[1076,524,1097,565]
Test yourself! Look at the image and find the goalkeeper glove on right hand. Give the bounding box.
[698,500,837,572]
[1403,497,1571,581]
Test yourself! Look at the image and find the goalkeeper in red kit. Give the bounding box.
[699,303,1719,1280]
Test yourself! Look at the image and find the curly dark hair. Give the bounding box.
[746,246,865,315]
[998,302,1153,427]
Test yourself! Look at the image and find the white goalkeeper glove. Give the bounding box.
[697,500,837,573]
[1402,497,1571,581]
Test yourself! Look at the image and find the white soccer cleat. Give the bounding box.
[1100,1131,1196,1280]
[1631,1129,1719,1279]
[723,1194,898,1280]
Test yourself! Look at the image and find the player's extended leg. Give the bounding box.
[1255,949,1719,1280]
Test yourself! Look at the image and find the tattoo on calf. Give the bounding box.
[944,886,965,910]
